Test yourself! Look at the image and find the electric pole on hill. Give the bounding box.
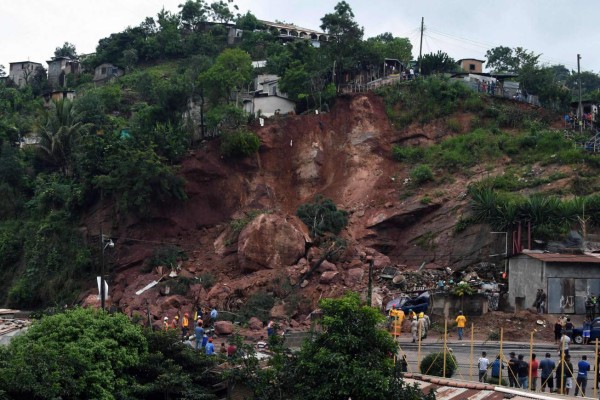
[418,17,424,76]
[577,54,583,133]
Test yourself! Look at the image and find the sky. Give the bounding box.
[2,0,599,74]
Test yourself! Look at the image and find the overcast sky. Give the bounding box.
[2,0,599,74]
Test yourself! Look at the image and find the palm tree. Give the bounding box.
[37,99,90,176]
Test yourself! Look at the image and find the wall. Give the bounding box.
[251,96,295,117]
[546,263,600,314]
[430,292,489,318]
[507,255,543,311]
[9,62,43,88]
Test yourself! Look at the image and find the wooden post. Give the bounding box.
[528,331,533,390]
[417,319,422,371]
[560,337,565,394]
[443,319,448,378]
[499,328,503,385]
[595,338,599,399]
[470,323,474,382]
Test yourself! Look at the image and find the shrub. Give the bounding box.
[148,245,187,269]
[420,351,458,377]
[297,195,348,237]
[220,130,260,158]
[392,145,425,162]
[199,272,216,289]
[446,117,462,133]
[410,164,434,184]
[420,196,432,205]
[239,291,275,322]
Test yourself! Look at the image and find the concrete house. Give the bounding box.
[93,63,124,85]
[43,90,76,107]
[508,252,600,314]
[47,56,81,88]
[243,74,295,117]
[457,58,485,73]
[8,61,44,88]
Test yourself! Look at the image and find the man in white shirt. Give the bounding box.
[559,333,571,356]
[478,351,490,382]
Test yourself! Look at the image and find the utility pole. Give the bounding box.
[577,54,583,133]
[418,17,424,76]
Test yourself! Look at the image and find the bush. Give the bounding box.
[392,145,425,162]
[410,164,434,184]
[239,291,275,322]
[297,195,348,237]
[446,117,462,133]
[420,351,458,377]
[220,130,261,158]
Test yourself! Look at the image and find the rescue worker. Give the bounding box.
[163,316,169,331]
[417,314,426,341]
[410,316,418,343]
[171,315,179,329]
[181,313,189,341]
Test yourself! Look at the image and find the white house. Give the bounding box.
[8,61,44,88]
[243,74,295,117]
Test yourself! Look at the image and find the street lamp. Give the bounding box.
[100,234,114,310]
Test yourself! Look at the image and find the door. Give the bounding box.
[548,278,575,314]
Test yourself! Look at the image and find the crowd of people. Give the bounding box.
[564,111,596,130]
[477,350,598,396]
[388,305,432,342]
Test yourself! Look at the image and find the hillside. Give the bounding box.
[80,86,596,328]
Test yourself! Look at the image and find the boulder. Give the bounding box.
[345,268,365,286]
[248,317,264,331]
[300,279,309,288]
[316,260,337,272]
[319,271,340,284]
[270,303,287,319]
[238,213,310,272]
[214,321,234,335]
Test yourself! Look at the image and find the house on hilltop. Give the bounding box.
[457,58,485,74]
[93,63,124,86]
[259,20,328,47]
[242,74,295,117]
[8,61,44,88]
[47,56,80,88]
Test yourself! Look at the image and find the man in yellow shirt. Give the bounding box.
[456,311,466,340]
[388,305,405,336]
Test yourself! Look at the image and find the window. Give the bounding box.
[101,67,107,74]
[469,64,476,71]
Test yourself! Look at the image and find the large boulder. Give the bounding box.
[214,321,234,335]
[238,213,310,272]
[248,317,264,331]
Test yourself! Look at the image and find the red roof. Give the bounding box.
[523,253,600,264]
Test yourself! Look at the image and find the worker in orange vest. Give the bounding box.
[181,313,189,341]
[163,316,169,331]
[171,315,179,329]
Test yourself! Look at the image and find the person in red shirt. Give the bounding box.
[530,353,539,391]
[227,342,237,358]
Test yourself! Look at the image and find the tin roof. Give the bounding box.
[523,252,600,264]
[404,374,558,399]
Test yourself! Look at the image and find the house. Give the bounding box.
[508,251,600,314]
[242,74,296,117]
[8,61,44,88]
[43,90,76,107]
[47,56,80,88]
[259,20,328,47]
[93,63,124,85]
[457,58,485,74]
[570,100,598,119]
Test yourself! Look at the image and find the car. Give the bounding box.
[571,317,600,344]
[385,291,430,314]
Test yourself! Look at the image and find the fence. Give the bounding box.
[394,322,600,397]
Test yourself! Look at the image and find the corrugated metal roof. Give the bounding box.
[523,252,600,263]
[403,374,565,399]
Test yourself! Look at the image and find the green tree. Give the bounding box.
[296,195,348,237]
[418,51,458,75]
[0,64,5,77]
[199,48,252,104]
[485,46,540,73]
[178,0,208,31]
[280,60,311,103]
[37,99,91,176]
[292,293,431,400]
[54,41,78,58]
[0,308,147,399]
[320,1,364,79]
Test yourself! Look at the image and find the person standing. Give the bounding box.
[163,316,170,331]
[267,320,275,337]
[417,314,426,341]
[455,311,466,340]
[410,316,418,343]
[557,355,574,395]
[529,353,539,391]
[210,308,218,323]
[539,290,547,313]
[517,354,529,389]
[575,355,590,397]
[490,355,504,382]
[559,332,571,356]
[181,313,189,341]
[507,352,518,388]
[227,342,237,358]
[583,316,592,345]
[171,315,179,330]
[554,318,562,344]
[539,353,555,393]
[478,351,490,382]
[194,321,204,350]
[219,342,227,356]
